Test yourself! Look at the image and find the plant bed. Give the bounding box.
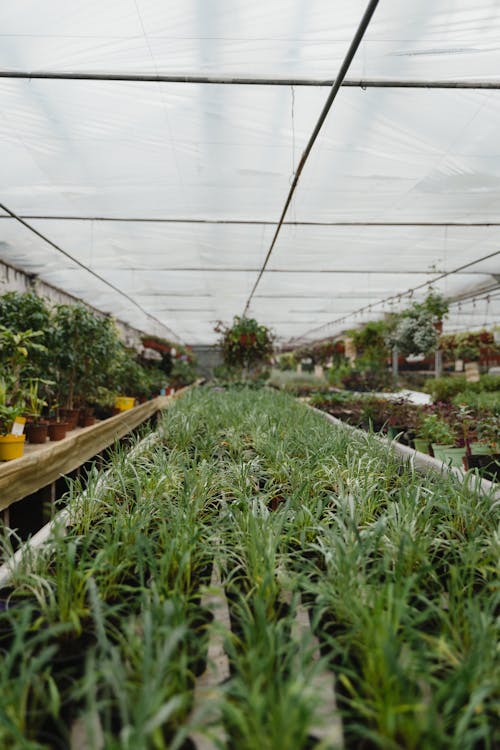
[0,387,497,747]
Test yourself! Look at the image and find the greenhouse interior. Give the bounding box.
[0,1,499,748]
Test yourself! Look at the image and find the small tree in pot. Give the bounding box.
[48,304,121,416]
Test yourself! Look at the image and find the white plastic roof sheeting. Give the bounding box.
[0,0,499,344]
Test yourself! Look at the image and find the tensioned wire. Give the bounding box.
[1,71,499,89]
[242,0,381,317]
[289,249,500,344]
[0,201,182,343]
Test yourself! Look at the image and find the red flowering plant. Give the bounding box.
[215,316,274,372]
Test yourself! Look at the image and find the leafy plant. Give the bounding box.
[387,292,448,356]
[349,319,391,370]
[0,292,51,377]
[169,358,198,388]
[48,304,121,409]
[216,316,274,372]
[476,415,500,451]
[416,413,456,444]
[0,326,46,433]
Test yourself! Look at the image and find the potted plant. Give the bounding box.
[386,399,418,442]
[24,380,50,444]
[454,332,481,363]
[215,316,274,376]
[0,326,46,460]
[414,413,456,458]
[48,304,122,417]
[387,292,448,359]
[465,415,500,479]
[0,380,27,460]
[44,385,69,441]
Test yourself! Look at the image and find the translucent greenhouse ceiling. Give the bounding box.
[0,0,499,345]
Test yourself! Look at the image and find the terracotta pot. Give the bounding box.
[48,422,69,441]
[25,422,49,444]
[78,408,95,427]
[60,409,79,430]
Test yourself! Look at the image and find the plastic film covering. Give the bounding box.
[0,0,499,344]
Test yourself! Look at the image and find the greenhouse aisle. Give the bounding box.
[0,0,498,747]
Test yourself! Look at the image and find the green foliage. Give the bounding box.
[267,369,329,395]
[0,291,51,330]
[48,304,121,408]
[346,320,390,373]
[169,357,198,387]
[276,352,296,371]
[216,316,274,371]
[421,291,449,319]
[417,413,456,444]
[452,390,500,415]
[325,359,351,386]
[109,345,165,399]
[425,376,467,402]
[340,367,389,392]
[425,375,500,403]
[0,291,51,377]
[476,414,500,450]
[0,388,498,745]
[387,292,448,356]
[0,326,46,431]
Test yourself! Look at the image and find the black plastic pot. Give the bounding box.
[464,453,500,481]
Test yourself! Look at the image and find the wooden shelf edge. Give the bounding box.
[0,396,172,511]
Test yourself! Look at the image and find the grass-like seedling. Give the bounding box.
[0,386,497,748]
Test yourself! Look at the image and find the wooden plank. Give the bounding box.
[70,713,104,750]
[278,583,344,749]
[0,433,160,587]
[189,563,230,750]
[291,602,344,749]
[0,397,171,511]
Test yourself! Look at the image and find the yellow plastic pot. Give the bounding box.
[0,434,26,461]
[115,396,135,411]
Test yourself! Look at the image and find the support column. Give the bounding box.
[435,349,443,378]
[392,347,399,381]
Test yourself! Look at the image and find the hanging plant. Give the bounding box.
[388,312,438,356]
[386,292,448,357]
[215,316,274,371]
[421,291,449,321]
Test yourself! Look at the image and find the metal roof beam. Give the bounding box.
[0,70,499,89]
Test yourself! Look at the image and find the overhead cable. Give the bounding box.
[242,0,380,316]
[289,249,500,344]
[1,215,500,227]
[0,202,182,342]
[1,70,500,89]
